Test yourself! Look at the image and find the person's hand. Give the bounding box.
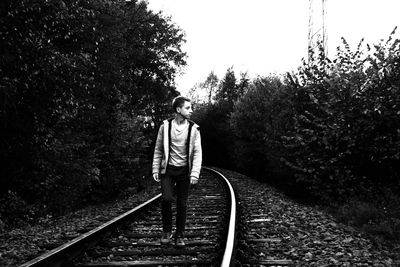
[153,173,160,182]
[190,176,198,185]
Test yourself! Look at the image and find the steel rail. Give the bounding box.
[20,193,162,267]
[203,167,237,267]
[21,167,237,267]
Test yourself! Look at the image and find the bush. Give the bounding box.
[282,30,400,202]
[230,76,295,179]
[0,191,36,227]
[337,200,381,227]
[335,194,400,242]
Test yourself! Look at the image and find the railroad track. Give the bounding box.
[214,168,294,267]
[20,167,237,267]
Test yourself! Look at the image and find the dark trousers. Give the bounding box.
[161,165,190,236]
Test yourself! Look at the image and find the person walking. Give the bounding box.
[152,96,202,247]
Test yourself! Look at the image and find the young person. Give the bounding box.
[152,96,202,247]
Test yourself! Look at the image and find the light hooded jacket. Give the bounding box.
[152,118,202,178]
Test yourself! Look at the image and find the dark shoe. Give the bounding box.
[175,235,185,247]
[160,232,172,245]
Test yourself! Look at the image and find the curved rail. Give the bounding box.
[20,194,162,267]
[203,167,237,267]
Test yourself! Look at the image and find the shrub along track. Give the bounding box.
[20,167,236,267]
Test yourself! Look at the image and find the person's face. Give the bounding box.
[177,101,192,119]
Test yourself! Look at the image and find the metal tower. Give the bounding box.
[308,0,328,62]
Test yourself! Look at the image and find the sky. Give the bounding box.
[146,0,400,95]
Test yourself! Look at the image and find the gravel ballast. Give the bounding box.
[1,168,399,266]
[0,183,160,266]
[217,168,400,266]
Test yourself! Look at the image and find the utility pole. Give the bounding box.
[308,0,328,62]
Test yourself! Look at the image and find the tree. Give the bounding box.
[203,71,219,103]
[191,67,249,169]
[230,75,295,180]
[237,71,250,97]
[0,0,186,225]
[215,67,238,105]
[188,71,219,104]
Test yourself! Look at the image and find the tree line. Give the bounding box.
[0,0,185,228]
[192,31,400,241]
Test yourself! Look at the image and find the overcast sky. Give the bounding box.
[146,0,400,95]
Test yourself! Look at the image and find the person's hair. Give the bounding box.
[172,96,191,112]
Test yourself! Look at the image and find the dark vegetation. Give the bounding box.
[1,0,399,250]
[191,31,400,245]
[0,0,184,229]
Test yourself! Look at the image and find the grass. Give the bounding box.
[333,195,400,247]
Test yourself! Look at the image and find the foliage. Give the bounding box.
[0,0,186,226]
[282,29,400,201]
[192,30,400,246]
[215,67,242,106]
[193,102,232,168]
[229,75,295,180]
[188,71,218,104]
[192,30,399,207]
[335,191,400,242]
[192,68,249,168]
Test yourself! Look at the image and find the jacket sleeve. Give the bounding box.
[152,124,164,174]
[190,127,202,178]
